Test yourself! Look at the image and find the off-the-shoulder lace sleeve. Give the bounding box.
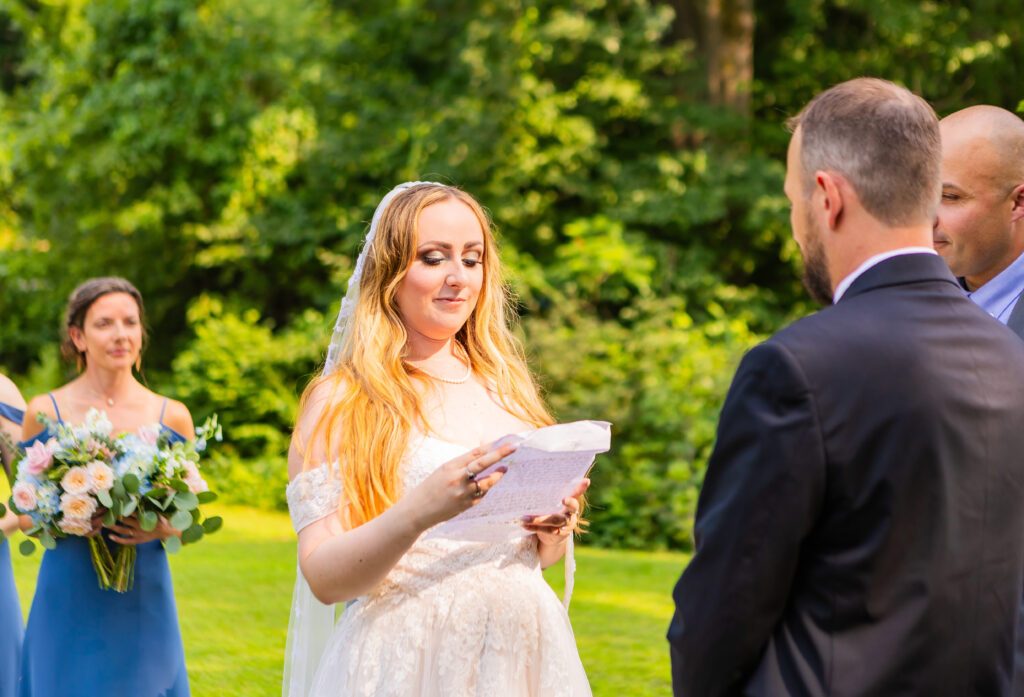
[286,463,343,534]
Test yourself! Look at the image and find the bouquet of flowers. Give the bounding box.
[6,408,223,592]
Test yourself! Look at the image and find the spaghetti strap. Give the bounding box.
[47,393,63,423]
[157,398,187,444]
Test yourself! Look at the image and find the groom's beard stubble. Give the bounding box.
[800,223,834,307]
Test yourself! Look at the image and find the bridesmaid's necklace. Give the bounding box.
[83,379,120,407]
[89,390,116,407]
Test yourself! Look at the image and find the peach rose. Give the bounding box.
[86,461,115,493]
[60,466,93,496]
[58,516,93,536]
[59,493,97,520]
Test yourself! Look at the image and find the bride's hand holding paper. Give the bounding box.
[522,477,590,543]
[397,442,517,530]
[429,420,610,543]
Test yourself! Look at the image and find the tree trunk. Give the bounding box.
[704,0,754,114]
[666,0,755,116]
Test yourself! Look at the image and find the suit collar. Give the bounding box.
[838,252,960,303]
[832,247,937,302]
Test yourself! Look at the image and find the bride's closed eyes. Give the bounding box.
[420,253,482,268]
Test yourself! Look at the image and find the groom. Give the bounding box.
[668,78,1024,696]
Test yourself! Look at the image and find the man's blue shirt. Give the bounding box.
[965,250,1024,324]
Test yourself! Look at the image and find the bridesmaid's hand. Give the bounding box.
[85,511,105,538]
[107,514,178,545]
[1,509,20,538]
[522,478,590,547]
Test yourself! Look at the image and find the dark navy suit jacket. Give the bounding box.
[669,253,1024,696]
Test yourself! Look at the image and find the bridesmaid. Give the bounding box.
[18,277,194,697]
[1,373,26,697]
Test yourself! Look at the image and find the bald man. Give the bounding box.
[934,106,1024,336]
[935,106,1024,696]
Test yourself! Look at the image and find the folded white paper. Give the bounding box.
[427,420,611,542]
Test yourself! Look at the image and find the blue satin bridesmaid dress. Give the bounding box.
[0,401,25,697]
[18,396,190,697]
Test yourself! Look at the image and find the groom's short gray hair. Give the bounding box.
[788,77,941,227]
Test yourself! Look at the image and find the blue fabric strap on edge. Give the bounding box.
[0,402,23,426]
[47,393,62,423]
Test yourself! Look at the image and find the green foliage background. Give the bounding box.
[1,0,1021,549]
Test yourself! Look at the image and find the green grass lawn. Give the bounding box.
[9,505,686,697]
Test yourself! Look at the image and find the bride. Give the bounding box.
[285,182,592,696]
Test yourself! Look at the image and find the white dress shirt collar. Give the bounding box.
[832,247,938,303]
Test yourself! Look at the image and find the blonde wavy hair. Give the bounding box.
[298,183,554,528]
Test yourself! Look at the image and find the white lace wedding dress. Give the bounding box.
[286,435,592,697]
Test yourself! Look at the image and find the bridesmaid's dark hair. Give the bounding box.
[61,277,148,370]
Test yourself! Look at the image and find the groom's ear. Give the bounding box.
[814,170,845,231]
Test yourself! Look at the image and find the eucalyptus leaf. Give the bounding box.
[182,524,204,544]
[122,499,137,517]
[111,481,126,499]
[170,510,193,531]
[96,489,113,508]
[202,516,223,534]
[19,539,35,556]
[0,502,6,517]
[39,531,56,550]
[169,479,191,493]
[196,491,218,504]
[164,535,182,554]
[122,473,140,494]
[139,510,158,532]
[174,491,199,511]
[103,509,116,527]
